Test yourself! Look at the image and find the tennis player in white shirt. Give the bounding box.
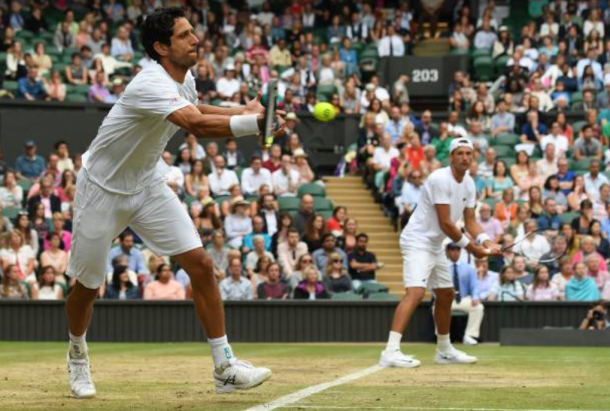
[65,7,282,399]
[380,138,501,368]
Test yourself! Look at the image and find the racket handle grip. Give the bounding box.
[264,135,274,148]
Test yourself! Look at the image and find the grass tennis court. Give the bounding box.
[1,342,609,411]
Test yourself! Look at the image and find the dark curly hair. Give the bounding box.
[140,7,186,62]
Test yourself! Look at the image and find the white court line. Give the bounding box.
[243,365,384,411]
[274,406,609,411]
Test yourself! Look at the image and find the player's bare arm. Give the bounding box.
[435,204,489,259]
[463,208,502,255]
[168,104,264,139]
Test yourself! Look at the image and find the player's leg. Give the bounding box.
[379,246,434,368]
[430,257,477,364]
[65,171,130,398]
[130,183,271,393]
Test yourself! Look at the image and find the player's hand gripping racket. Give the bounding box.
[501,228,567,264]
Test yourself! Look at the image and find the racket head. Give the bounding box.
[502,228,568,264]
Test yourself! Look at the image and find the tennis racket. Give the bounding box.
[263,79,278,148]
[501,228,567,264]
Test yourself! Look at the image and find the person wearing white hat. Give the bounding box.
[380,137,501,369]
[216,63,240,100]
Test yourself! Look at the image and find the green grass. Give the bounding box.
[0,342,609,411]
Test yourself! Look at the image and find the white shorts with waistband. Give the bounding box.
[66,169,202,289]
[401,243,453,289]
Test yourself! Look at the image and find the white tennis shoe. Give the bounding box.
[463,335,479,345]
[379,349,421,368]
[214,360,272,394]
[67,354,96,399]
[435,348,477,365]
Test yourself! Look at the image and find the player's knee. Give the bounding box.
[436,288,455,301]
[405,287,426,301]
[198,255,215,277]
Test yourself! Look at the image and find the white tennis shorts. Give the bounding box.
[401,243,453,289]
[66,169,202,289]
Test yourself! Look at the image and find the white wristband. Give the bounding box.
[476,233,491,245]
[230,114,259,137]
[456,235,470,248]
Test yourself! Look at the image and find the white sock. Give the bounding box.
[386,331,403,351]
[69,331,88,359]
[437,334,452,353]
[208,335,234,368]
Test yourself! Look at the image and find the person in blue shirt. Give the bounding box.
[566,262,601,301]
[555,158,575,195]
[17,67,47,101]
[446,243,485,346]
[520,110,547,144]
[384,106,405,143]
[537,198,561,232]
[339,37,359,76]
[15,140,46,181]
[106,232,149,277]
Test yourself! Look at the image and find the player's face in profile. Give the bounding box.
[168,17,199,68]
[450,147,473,173]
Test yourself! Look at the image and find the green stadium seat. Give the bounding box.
[494,133,520,146]
[313,197,333,211]
[482,197,499,211]
[66,93,87,102]
[471,48,491,58]
[278,197,301,211]
[603,171,610,180]
[331,292,363,301]
[297,183,326,198]
[3,80,18,92]
[317,84,338,100]
[559,212,579,224]
[2,206,22,220]
[214,195,231,205]
[184,195,196,207]
[320,210,333,220]
[449,48,469,55]
[16,178,33,195]
[492,145,515,158]
[473,56,493,81]
[360,48,378,60]
[571,158,592,171]
[68,84,91,94]
[494,55,510,74]
[356,282,389,296]
[498,156,516,167]
[367,292,400,301]
[571,91,583,105]
[359,57,378,72]
[572,120,586,135]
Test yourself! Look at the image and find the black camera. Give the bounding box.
[592,310,605,321]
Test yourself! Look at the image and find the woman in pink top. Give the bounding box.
[571,236,608,272]
[43,212,72,252]
[526,266,561,301]
[143,264,185,301]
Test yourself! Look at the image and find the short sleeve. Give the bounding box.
[428,175,451,205]
[122,70,194,119]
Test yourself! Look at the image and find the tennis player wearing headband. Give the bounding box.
[380,138,502,368]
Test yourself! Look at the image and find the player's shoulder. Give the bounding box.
[125,63,178,94]
[426,167,451,185]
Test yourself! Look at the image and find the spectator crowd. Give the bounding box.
[1,0,610,310]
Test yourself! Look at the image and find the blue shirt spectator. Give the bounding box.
[521,120,547,143]
[15,141,46,180]
[313,234,348,272]
[107,233,149,275]
[17,68,47,101]
[449,259,480,302]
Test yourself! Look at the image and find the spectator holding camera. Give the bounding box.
[579,302,609,330]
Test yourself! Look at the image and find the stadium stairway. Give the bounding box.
[324,176,404,295]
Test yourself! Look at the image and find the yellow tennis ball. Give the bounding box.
[313,102,337,122]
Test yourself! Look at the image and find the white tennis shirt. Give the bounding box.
[400,167,476,252]
[83,62,198,194]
